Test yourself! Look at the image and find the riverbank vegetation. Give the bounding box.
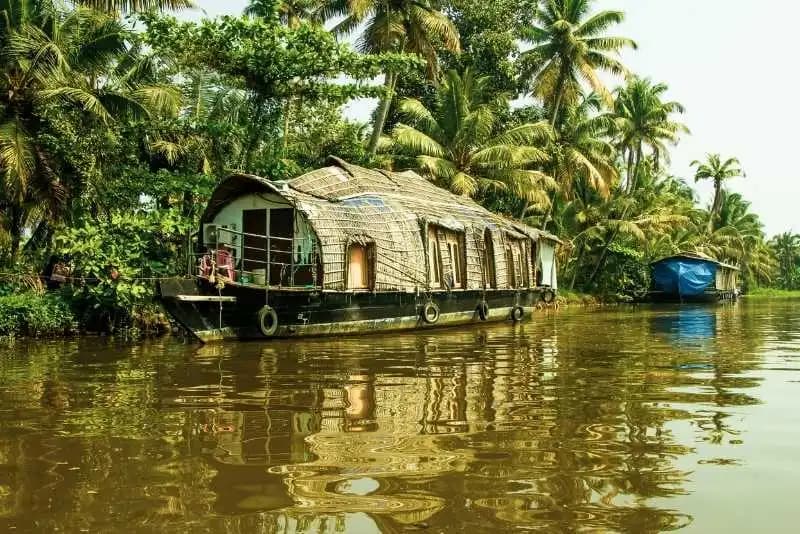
[0,0,793,336]
[744,288,800,300]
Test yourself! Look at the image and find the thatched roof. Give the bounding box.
[202,158,560,291]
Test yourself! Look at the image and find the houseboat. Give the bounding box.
[648,253,739,303]
[158,157,560,342]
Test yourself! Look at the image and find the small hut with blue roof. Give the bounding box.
[649,252,739,302]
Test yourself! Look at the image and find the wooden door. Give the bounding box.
[269,208,294,285]
[348,245,369,289]
[242,209,267,276]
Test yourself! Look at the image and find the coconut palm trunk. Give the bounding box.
[628,144,643,194]
[569,243,586,290]
[549,70,569,128]
[282,95,296,156]
[367,71,397,157]
[8,207,23,265]
[536,71,572,228]
[708,177,722,233]
[625,149,634,192]
[586,203,634,288]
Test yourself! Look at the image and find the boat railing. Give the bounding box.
[194,226,321,290]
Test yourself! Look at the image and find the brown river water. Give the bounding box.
[1,300,799,533]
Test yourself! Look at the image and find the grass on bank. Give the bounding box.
[744,287,800,299]
[0,291,170,339]
[556,290,604,305]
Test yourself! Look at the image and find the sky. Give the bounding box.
[183,0,799,237]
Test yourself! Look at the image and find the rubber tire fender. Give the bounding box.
[477,301,489,321]
[422,302,440,324]
[541,289,556,304]
[511,305,524,322]
[257,305,279,337]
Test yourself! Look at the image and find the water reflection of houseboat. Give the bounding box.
[650,306,717,348]
[648,253,739,303]
[159,157,560,342]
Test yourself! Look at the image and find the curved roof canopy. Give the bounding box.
[201,158,561,291]
[651,252,739,271]
[201,157,561,244]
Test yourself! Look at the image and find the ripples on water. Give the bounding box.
[1,301,800,532]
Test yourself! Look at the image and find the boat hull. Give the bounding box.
[158,278,554,343]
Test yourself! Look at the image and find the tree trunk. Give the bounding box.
[569,242,585,290]
[282,96,292,156]
[243,96,268,170]
[367,72,397,157]
[182,190,194,218]
[550,71,568,127]
[625,149,634,193]
[518,200,529,221]
[8,206,23,265]
[541,196,556,231]
[629,144,643,194]
[539,72,569,231]
[586,205,633,287]
[708,177,722,233]
[586,231,615,289]
[23,219,51,254]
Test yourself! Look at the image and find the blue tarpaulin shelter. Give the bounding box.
[652,256,717,297]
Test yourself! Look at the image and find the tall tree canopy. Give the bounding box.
[323,0,461,155]
[519,0,637,124]
[610,77,688,193]
[386,69,554,209]
[692,153,744,232]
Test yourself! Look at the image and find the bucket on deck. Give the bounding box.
[252,268,267,285]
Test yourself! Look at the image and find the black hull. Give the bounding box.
[158,278,555,342]
[646,290,738,304]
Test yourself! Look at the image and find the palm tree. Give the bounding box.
[0,5,179,263]
[543,92,617,225]
[714,191,774,287]
[691,154,743,232]
[770,232,800,288]
[385,69,555,208]
[583,190,689,289]
[519,0,636,126]
[610,77,688,193]
[149,71,250,177]
[323,0,461,156]
[676,191,774,288]
[73,0,192,13]
[245,0,322,28]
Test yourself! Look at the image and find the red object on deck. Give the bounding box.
[216,248,236,282]
[199,255,212,278]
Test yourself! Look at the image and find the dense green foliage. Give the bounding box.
[0,0,790,336]
[0,292,75,338]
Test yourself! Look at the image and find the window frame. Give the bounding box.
[427,226,466,290]
[429,237,442,286]
[505,244,516,288]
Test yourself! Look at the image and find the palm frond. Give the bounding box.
[73,0,193,13]
[0,120,36,198]
[391,124,445,157]
[38,85,112,122]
